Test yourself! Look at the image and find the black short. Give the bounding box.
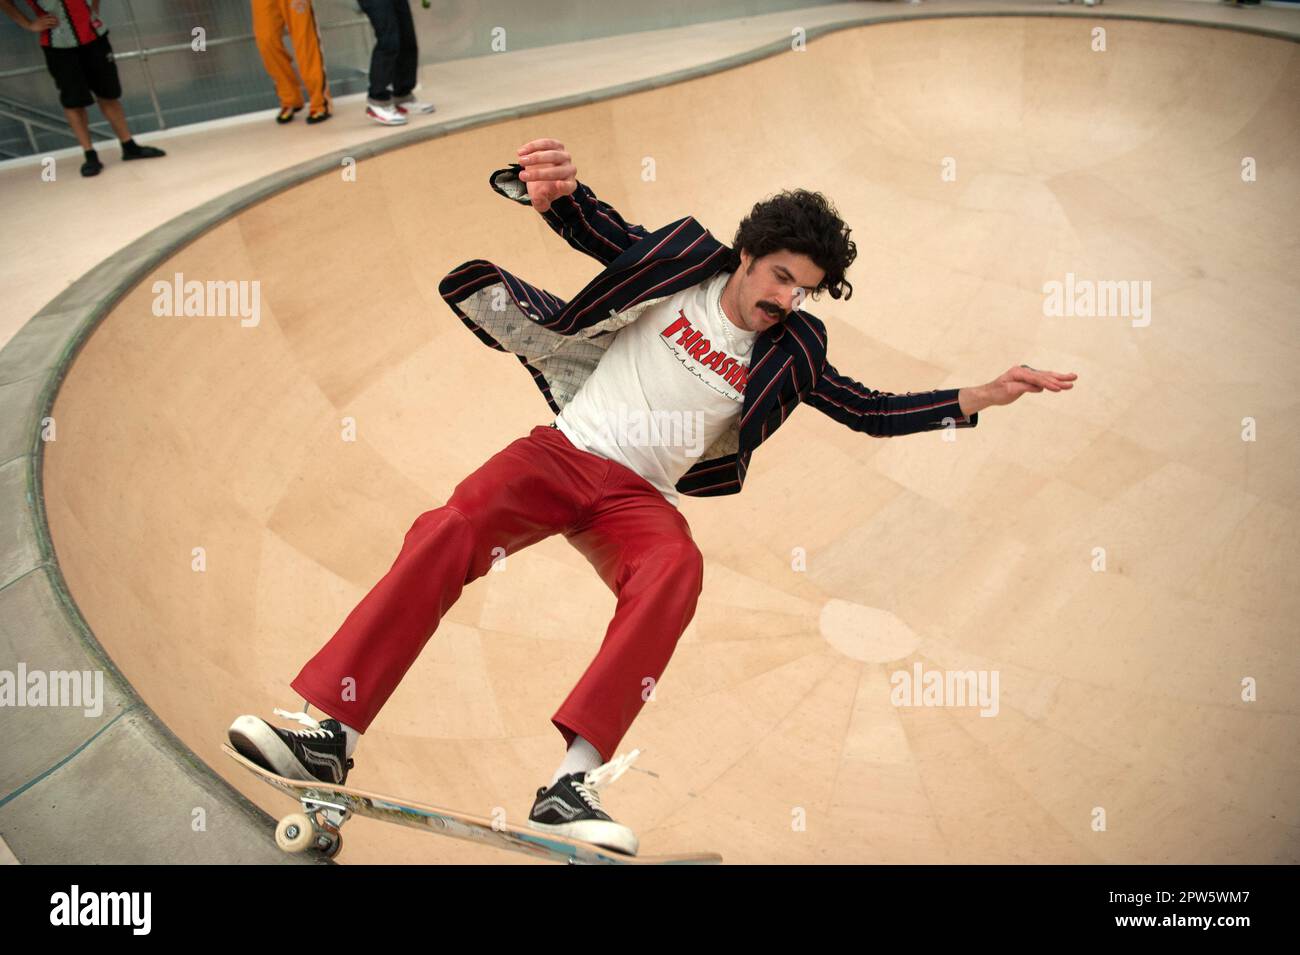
[42,32,121,109]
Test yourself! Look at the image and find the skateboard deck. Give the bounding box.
[222,744,721,865]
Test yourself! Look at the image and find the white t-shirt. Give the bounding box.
[555,270,758,507]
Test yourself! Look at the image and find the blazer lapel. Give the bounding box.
[549,216,734,335]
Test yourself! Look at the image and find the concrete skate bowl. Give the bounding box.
[38,16,1300,864]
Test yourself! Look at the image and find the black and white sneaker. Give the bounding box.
[527,749,641,856]
[228,708,353,785]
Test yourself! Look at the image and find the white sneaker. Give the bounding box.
[366,101,407,126]
[394,95,436,115]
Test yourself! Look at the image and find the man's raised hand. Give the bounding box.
[516,138,577,213]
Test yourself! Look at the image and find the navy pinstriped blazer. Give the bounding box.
[437,165,978,498]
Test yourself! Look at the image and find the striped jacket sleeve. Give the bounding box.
[804,362,978,437]
[489,164,650,266]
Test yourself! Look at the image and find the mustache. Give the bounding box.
[758,302,785,319]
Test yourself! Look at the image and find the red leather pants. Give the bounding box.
[291,424,705,763]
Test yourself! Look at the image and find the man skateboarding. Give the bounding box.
[230,138,1076,856]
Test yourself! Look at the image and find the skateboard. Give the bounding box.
[222,744,721,865]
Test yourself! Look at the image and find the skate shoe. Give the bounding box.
[228,708,353,785]
[527,749,641,855]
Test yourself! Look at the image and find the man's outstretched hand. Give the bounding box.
[516,138,577,213]
[959,366,1077,417]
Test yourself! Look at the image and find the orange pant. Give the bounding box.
[251,0,331,114]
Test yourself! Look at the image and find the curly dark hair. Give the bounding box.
[725,189,857,302]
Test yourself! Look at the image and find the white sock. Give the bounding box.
[302,703,359,758]
[550,735,602,787]
[340,722,359,758]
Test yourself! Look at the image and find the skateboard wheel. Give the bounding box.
[275,812,314,853]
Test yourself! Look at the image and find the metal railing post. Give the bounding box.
[121,0,167,131]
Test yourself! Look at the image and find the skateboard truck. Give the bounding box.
[275,793,351,859]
